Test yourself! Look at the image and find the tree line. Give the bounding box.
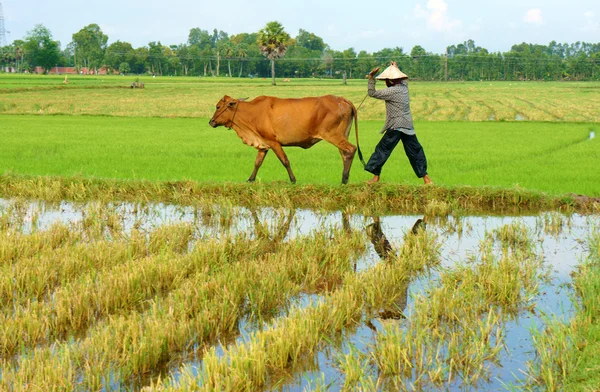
[1,21,600,82]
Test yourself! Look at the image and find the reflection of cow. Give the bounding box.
[209,95,364,184]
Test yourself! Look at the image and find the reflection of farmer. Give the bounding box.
[365,217,427,322]
[365,216,393,260]
[366,217,427,260]
[365,61,432,185]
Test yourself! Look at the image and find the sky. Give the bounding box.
[2,0,599,54]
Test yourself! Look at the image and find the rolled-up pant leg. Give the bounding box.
[365,130,402,176]
[400,133,428,178]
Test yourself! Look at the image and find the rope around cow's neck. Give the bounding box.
[228,101,240,130]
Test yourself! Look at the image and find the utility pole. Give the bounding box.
[0,2,8,48]
[444,48,448,81]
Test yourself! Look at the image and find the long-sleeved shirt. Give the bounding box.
[368,78,415,135]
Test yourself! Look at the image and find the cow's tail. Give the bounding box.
[351,103,366,167]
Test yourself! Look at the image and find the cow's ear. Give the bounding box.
[227,100,237,107]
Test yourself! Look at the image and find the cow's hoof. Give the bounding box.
[247,179,255,183]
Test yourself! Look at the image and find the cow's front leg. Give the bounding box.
[248,149,269,182]
[269,142,296,184]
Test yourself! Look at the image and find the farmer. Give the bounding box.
[365,61,432,185]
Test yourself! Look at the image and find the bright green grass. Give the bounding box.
[1,115,598,196]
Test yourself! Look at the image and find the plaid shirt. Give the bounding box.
[368,78,415,135]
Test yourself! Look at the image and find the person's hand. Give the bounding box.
[368,67,380,79]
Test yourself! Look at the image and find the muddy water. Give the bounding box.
[1,199,597,390]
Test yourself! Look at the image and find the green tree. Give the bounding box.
[231,33,260,77]
[0,45,16,69]
[296,29,326,52]
[104,41,135,73]
[72,24,108,73]
[119,62,130,74]
[23,24,61,73]
[210,29,229,76]
[11,40,25,72]
[320,49,334,77]
[223,41,235,77]
[186,45,202,76]
[342,47,357,78]
[148,41,165,74]
[187,28,212,47]
[374,47,406,69]
[356,50,376,78]
[132,47,149,74]
[236,43,248,77]
[175,44,191,76]
[410,45,428,79]
[62,42,76,67]
[214,40,224,76]
[257,21,291,85]
[200,44,213,76]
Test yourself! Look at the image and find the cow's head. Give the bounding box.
[209,95,244,128]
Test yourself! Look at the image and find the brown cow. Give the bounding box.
[209,95,364,184]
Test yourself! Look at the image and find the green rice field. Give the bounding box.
[0,74,599,196]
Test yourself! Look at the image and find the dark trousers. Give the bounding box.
[365,129,428,178]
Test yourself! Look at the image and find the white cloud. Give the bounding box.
[468,17,482,33]
[523,8,543,25]
[358,29,385,39]
[99,24,128,37]
[414,0,462,33]
[581,11,599,32]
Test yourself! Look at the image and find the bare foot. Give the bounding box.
[367,175,380,185]
[423,174,433,185]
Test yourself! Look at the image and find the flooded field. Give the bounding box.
[1,198,597,391]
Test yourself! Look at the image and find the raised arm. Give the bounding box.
[368,78,398,100]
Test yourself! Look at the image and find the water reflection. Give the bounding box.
[364,216,428,325]
[249,207,295,244]
[365,216,394,260]
[1,197,597,391]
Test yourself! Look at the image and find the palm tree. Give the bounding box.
[16,46,24,72]
[237,44,248,77]
[223,42,235,77]
[257,21,291,86]
[214,41,223,76]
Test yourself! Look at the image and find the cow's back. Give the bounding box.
[247,95,354,146]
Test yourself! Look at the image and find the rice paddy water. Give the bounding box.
[1,197,596,391]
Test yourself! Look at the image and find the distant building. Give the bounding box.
[33,66,120,75]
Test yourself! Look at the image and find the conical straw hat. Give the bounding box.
[376,64,408,80]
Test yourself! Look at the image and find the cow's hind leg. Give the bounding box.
[326,137,357,184]
[268,142,297,184]
[248,149,269,182]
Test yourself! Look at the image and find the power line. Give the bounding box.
[20,48,599,64]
